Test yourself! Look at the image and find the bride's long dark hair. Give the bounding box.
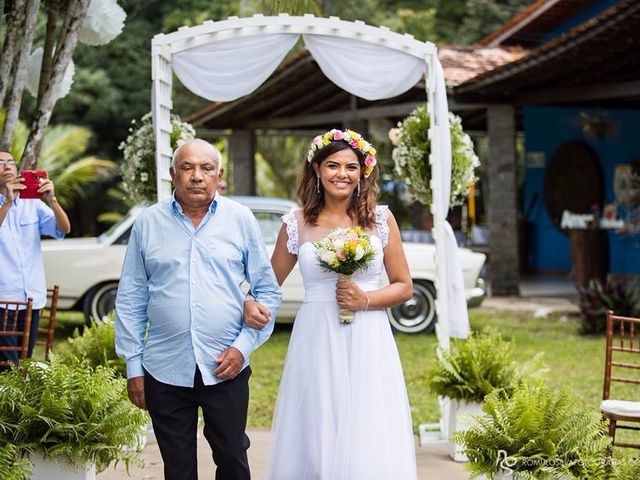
[297,140,379,229]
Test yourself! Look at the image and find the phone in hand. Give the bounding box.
[21,170,48,199]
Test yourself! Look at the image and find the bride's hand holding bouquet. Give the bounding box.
[313,226,376,323]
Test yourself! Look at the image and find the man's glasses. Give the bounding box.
[0,159,17,167]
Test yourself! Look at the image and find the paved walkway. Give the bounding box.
[98,428,469,479]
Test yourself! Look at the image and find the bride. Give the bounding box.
[245,129,418,479]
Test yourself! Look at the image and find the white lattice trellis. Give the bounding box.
[150,14,454,349]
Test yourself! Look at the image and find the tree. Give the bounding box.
[0,0,125,168]
[1,0,40,150]
[256,135,308,198]
[1,113,117,209]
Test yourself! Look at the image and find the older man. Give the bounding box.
[115,139,281,480]
[0,149,70,364]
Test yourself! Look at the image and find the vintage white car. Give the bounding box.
[42,196,486,334]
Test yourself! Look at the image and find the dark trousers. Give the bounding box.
[0,308,40,366]
[144,366,252,480]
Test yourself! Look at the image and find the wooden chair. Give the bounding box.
[36,286,59,361]
[0,298,33,368]
[601,310,640,449]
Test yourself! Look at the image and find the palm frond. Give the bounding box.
[39,125,93,174]
[51,157,118,209]
[0,111,28,161]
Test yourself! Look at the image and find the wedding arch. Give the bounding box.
[150,14,469,349]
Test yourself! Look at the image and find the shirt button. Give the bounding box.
[191,302,196,307]
[192,280,196,284]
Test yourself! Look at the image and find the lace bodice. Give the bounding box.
[281,206,390,299]
[282,205,390,256]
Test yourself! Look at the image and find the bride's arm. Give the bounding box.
[271,223,298,286]
[337,210,413,311]
[244,224,298,328]
[377,210,413,307]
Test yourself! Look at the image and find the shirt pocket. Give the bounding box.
[19,214,39,236]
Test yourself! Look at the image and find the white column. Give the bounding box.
[152,39,174,202]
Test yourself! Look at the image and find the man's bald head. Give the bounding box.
[172,139,222,173]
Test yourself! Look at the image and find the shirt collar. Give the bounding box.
[170,191,219,216]
[0,193,18,207]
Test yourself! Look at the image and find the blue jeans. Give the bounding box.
[0,308,40,366]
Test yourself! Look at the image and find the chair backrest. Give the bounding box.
[0,298,33,367]
[36,286,59,361]
[603,310,640,401]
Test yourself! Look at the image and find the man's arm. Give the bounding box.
[0,178,25,227]
[39,179,70,234]
[231,213,282,361]
[0,200,12,228]
[115,220,150,407]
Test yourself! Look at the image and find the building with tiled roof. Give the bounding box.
[453,0,640,290]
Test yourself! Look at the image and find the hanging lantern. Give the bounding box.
[25,47,75,101]
[78,0,126,46]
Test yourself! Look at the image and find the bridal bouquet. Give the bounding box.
[313,227,376,324]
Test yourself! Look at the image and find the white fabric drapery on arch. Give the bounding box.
[173,34,299,102]
[161,18,469,341]
[433,59,470,339]
[302,35,426,101]
[172,34,427,102]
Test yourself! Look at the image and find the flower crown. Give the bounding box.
[306,129,378,178]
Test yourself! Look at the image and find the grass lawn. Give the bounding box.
[248,308,610,432]
[48,308,614,434]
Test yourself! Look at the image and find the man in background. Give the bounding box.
[0,149,70,364]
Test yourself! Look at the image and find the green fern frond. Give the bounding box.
[456,381,609,479]
[427,328,540,403]
[0,358,146,472]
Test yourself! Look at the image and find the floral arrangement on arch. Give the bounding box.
[391,105,480,207]
[119,112,195,204]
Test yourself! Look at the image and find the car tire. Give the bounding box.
[83,282,119,325]
[388,280,437,334]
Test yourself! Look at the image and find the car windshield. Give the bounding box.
[253,211,283,244]
[98,209,137,244]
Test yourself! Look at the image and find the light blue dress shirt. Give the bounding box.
[0,195,64,309]
[115,194,281,387]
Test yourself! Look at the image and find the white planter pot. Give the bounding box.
[29,455,96,480]
[447,399,484,462]
[485,470,526,480]
[438,395,450,441]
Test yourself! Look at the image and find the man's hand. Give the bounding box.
[38,178,55,201]
[243,299,271,329]
[214,347,245,380]
[127,376,147,410]
[4,177,25,202]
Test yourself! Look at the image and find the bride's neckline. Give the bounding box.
[298,234,383,250]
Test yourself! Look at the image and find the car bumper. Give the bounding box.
[466,278,486,308]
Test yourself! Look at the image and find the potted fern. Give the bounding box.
[427,329,541,461]
[457,380,609,479]
[56,314,126,378]
[612,454,640,480]
[0,444,31,480]
[0,358,147,479]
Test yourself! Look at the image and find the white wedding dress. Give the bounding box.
[266,206,418,480]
